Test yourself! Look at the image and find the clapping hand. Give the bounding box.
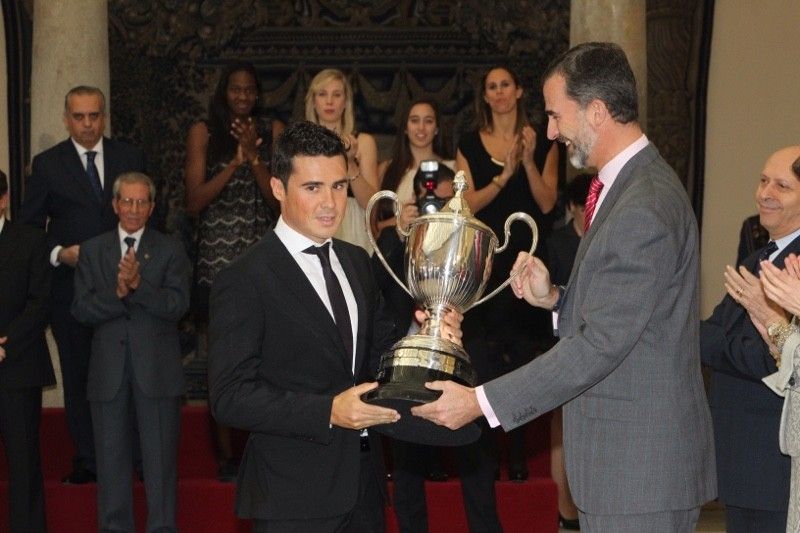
[761,254,800,316]
[724,264,786,327]
[520,125,537,169]
[230,117,262,164]
[116,247,141,298]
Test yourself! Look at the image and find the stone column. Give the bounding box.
[570,0,647,131]
[30,0,110,407]
[31,0,110,156]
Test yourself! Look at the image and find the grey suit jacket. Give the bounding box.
[71,227,191,401]
[483,143,717,514]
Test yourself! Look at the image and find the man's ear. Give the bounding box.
[270,176,286,202]
[587,99,609,127]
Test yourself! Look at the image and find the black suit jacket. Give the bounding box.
[19,137,145,305]
[0,220,55,389]
[701,237,799,511]
[208,230,397,520]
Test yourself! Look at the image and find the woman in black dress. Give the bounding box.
[456,65,559,481]
[184,61,284,481]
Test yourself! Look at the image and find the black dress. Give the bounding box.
[195,115,277,319]
[457,129,556,372]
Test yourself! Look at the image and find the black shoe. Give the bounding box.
[559,514,580,530]
[508,466,528,482]
[218,459,238,482]
[62,467,96,485]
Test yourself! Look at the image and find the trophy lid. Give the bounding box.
[409,171,495,238]
[441,171,472,216]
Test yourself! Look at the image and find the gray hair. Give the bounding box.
[64,86,106,114]
[112,172,156,202]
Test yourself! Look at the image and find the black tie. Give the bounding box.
[756,240,778,272]
[124,236,136,253]
[303,243,353,358]
[85,151,103,202]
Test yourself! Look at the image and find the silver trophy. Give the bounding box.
[363,171,537,445]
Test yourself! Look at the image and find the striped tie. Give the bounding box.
[583,175,604,233]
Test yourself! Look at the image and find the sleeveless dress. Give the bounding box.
[334,133,377,255]
[196,116,276,300]
[457,129,556,374]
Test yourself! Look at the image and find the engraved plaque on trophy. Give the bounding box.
[363,171,538,446]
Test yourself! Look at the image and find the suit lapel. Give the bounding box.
[103,231,122,285]
[59,141,101,207]
[334,241,367,378]
[568,144,658,285]
[136,227,155,277]
[263,232,352,374]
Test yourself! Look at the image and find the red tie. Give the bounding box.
[583,176,604,233]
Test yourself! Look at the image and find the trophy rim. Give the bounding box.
[408,212,497,243]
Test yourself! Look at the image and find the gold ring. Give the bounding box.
[736,287,743,295]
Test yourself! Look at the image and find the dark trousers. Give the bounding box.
[253,451,383,533]
[725,505,787,533]
[0,387,47,532]
[91,350,180,533]
[50,301,95,471]
[392,422,502,533]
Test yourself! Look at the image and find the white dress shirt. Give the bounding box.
[274,217,359,373]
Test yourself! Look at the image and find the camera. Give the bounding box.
[416,160,446,214]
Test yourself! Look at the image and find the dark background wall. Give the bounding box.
[107,0,571,237]
[6,1,711,234]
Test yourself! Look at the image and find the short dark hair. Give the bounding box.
[566,173,593,207]
[543,42,638,123]
[271,121,347,186]
[0,169,7,197]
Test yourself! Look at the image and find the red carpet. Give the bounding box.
[0,407,557,532]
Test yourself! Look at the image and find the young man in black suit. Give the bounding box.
[0,170,55,532]
[19,86,145,484]
[208,121,462,533]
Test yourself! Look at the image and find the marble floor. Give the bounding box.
[558,503,726,532]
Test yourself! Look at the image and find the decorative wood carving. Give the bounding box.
[108,0,570,237]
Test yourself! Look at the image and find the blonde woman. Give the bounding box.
[305,68,378,252]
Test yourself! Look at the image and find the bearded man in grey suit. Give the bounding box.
[413,42,717,532]
[72,172,190,532]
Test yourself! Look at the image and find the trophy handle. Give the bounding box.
[365,190,414,298]
[468,212,538,309]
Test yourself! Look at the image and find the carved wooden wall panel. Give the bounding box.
[108,0,570,235]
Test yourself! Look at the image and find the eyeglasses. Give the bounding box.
[117,198,151,209]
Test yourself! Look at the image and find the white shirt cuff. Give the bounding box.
[475,385,501,428]
[50,245,62,267]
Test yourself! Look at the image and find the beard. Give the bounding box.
[567,116,597,169]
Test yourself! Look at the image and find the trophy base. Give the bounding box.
[362,362,481,446]
[365,387,481,446]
